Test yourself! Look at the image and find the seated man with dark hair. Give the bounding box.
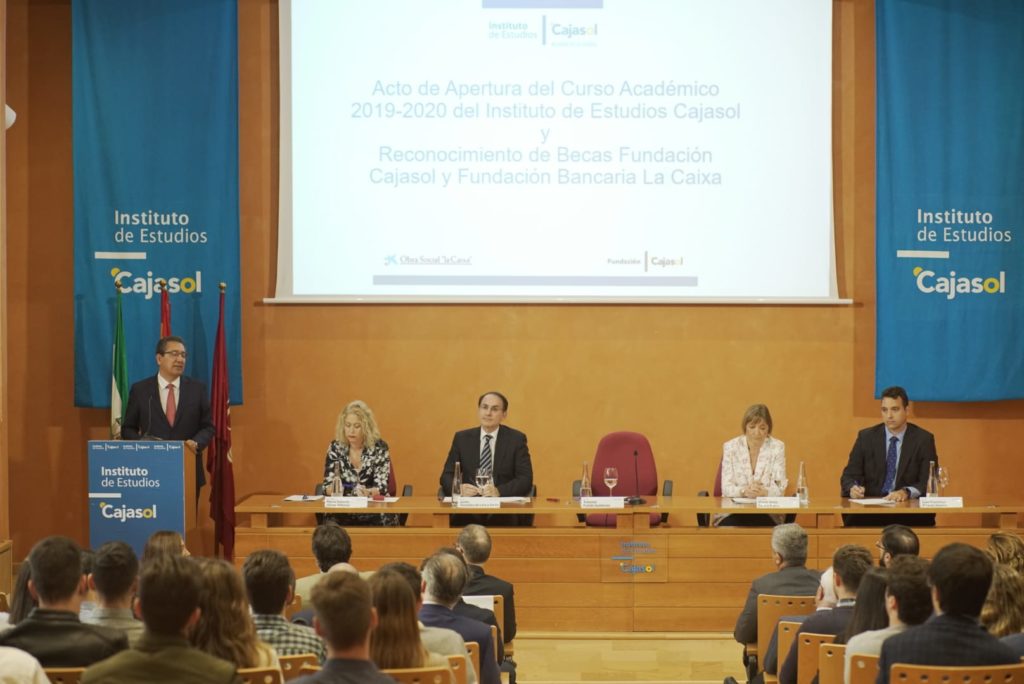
[83,555,238,683]
[458,524,517,644]
[295,523,353,604]
[0,536,128,667]
[878,543,1018,684]
[242,549,326,663]
[877,524,920,567]
[293,572,394,683]
[82,541,144,646]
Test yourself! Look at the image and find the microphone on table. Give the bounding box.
[142,396,164,441]
[627,449,646,505]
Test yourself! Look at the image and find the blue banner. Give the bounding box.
[73,0,242,406]
[876,1,1024,401]
[88,441,186,557]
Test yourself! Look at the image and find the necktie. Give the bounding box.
[882,435,898,493]
[480,434,493,475]
[166,384,177,427]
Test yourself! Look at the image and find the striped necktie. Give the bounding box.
[480,434,493,474]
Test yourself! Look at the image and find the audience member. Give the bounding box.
[878,543,1018,684]
[0,646,47,683]
[383,561,479,684]
[82,555,238,683]
[836,568,889,645]
[779,544,873,684]
[295,523,353,604]
[292,572,394,683]
[368,569,454,679]
[458,524,517,643]
[843,556,931,683]
[419,551,501,684]
[980,564,1024,637]
[82,541,144,646]
[437,547,509,675]
[242,549,327,663]
[190,558,281,672]
[877,525,919,567]
[1,562,35,633]
[78,548,98,621]
[0,536,127,667]
[140,530,189,566]
[986,532,1024,574]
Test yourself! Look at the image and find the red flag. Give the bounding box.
[160,281,171,337]
[207,284,236,559]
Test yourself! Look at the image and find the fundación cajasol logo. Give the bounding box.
[913,266,1006,300]
[111,267,203,300]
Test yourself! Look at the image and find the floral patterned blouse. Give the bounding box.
[720,435,788,497]
[321,439,393,495]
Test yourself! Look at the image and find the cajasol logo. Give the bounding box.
[99,501,158,522]
[913,266,1005,300]
[111,267,202,300]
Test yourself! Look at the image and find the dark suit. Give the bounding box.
[466,564,517,642]
[840,422,937,527]
[878,614,1018,684]
[420,603,501,684]
[733,564,822,645]
[440,425,533,527]
[122,374,215,487]
[779,604,855,684]
[0,608,128,668]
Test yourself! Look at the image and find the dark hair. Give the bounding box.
[929,543,993,618]
[840,568,889,643]
[368,569,426,669]
[880,386,909,407]
[478,392,508,412]
[880,524,920,562]
[741,404,773,434]
[141,530,186,566]
[886,555,932,626]
[92,541,139,601]
[379,562,422,602]
[156,335,186,355]
[28,536,83,604]
[138,555,201,635]
[80,549,96,576]
[8,561,36,625]
[832,545,874,594]
[420,550,468,606]
[242,549,295,615]
[312,523,352,572]
[310,572,373,651]
[457,524,492,564]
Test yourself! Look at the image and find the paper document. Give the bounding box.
[849,498,896,506]
[284,495,323,502]
[731,497,757,504]
[441,496,531,504]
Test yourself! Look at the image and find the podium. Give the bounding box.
[87,440,197,556]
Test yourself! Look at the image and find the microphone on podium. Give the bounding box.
[627,449,646,505]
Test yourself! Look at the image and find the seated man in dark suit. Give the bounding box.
[778,544,873,684]
[0,536,128,667]
[840,386,937,526]
[878,543,1018,684]
[82,555,237,683]
[122,335,215,489]
[440,391,533,527]
[419,551,502,684]
[458,524,517,644]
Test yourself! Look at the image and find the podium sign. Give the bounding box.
[88,441,186,556]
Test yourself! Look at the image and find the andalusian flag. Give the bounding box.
[110,288,129,438]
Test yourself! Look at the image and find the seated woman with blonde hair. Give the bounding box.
[716,403,787,526]
[322,400,398,526]
[368,568,454,682]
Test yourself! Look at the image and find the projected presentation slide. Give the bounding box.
[281,0,833,301]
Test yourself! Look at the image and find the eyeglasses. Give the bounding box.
[161,350,187,359]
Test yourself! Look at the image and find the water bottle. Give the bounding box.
[796,461,809,506]
[580,462,592,498]
[452,462,463,506]
[330,462,343,497]
[926,460,939,497]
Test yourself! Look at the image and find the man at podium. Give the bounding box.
[122,336,215,486]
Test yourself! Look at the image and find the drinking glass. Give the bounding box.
[475,470,492,492]
[938,466,950,494]
[603,467,619,498]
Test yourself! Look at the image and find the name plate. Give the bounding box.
[756,497,800,509]
[324,496,368,509]
[581,496,626,509]
[456,497,501,509]
[918,496,963,509]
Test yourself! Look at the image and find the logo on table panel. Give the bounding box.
[613,540,657,575]
[111,267,203,300]
[912,266,1005,300]
[98,501,158,523]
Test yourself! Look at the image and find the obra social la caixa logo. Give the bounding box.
[98,501,158,522]
[913,266,1006,301]
[111,267,203,300]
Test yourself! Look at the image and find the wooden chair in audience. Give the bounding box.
[283,593,302,620]
[817,641,845,684]
[382,665,453,684]
[298,663,321,676]
[766,620,804,684]
[890,663,1024,684]
[796,632,835,684]
[0,591,9,612]
[43,669,85,684]
[490,625,500,662]
[237,666,284,684]
[849,654,880,684]
[464,593,512,657]
[752,594,817,675]
[446,654,469,684]
[279,653,319,681]
[466,641,481,681]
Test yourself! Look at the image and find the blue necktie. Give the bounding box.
[480,434,493,475]
[882,436,898,493]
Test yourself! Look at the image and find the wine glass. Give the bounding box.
[475,469,492,494]
[603,467,619,498]
[938,466,950,494]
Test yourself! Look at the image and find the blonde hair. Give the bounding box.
[741,404,773,434]
[189,558,265,668]
[986,532,1024,574]
[981,564,1024,637]
[333,400,382,447]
